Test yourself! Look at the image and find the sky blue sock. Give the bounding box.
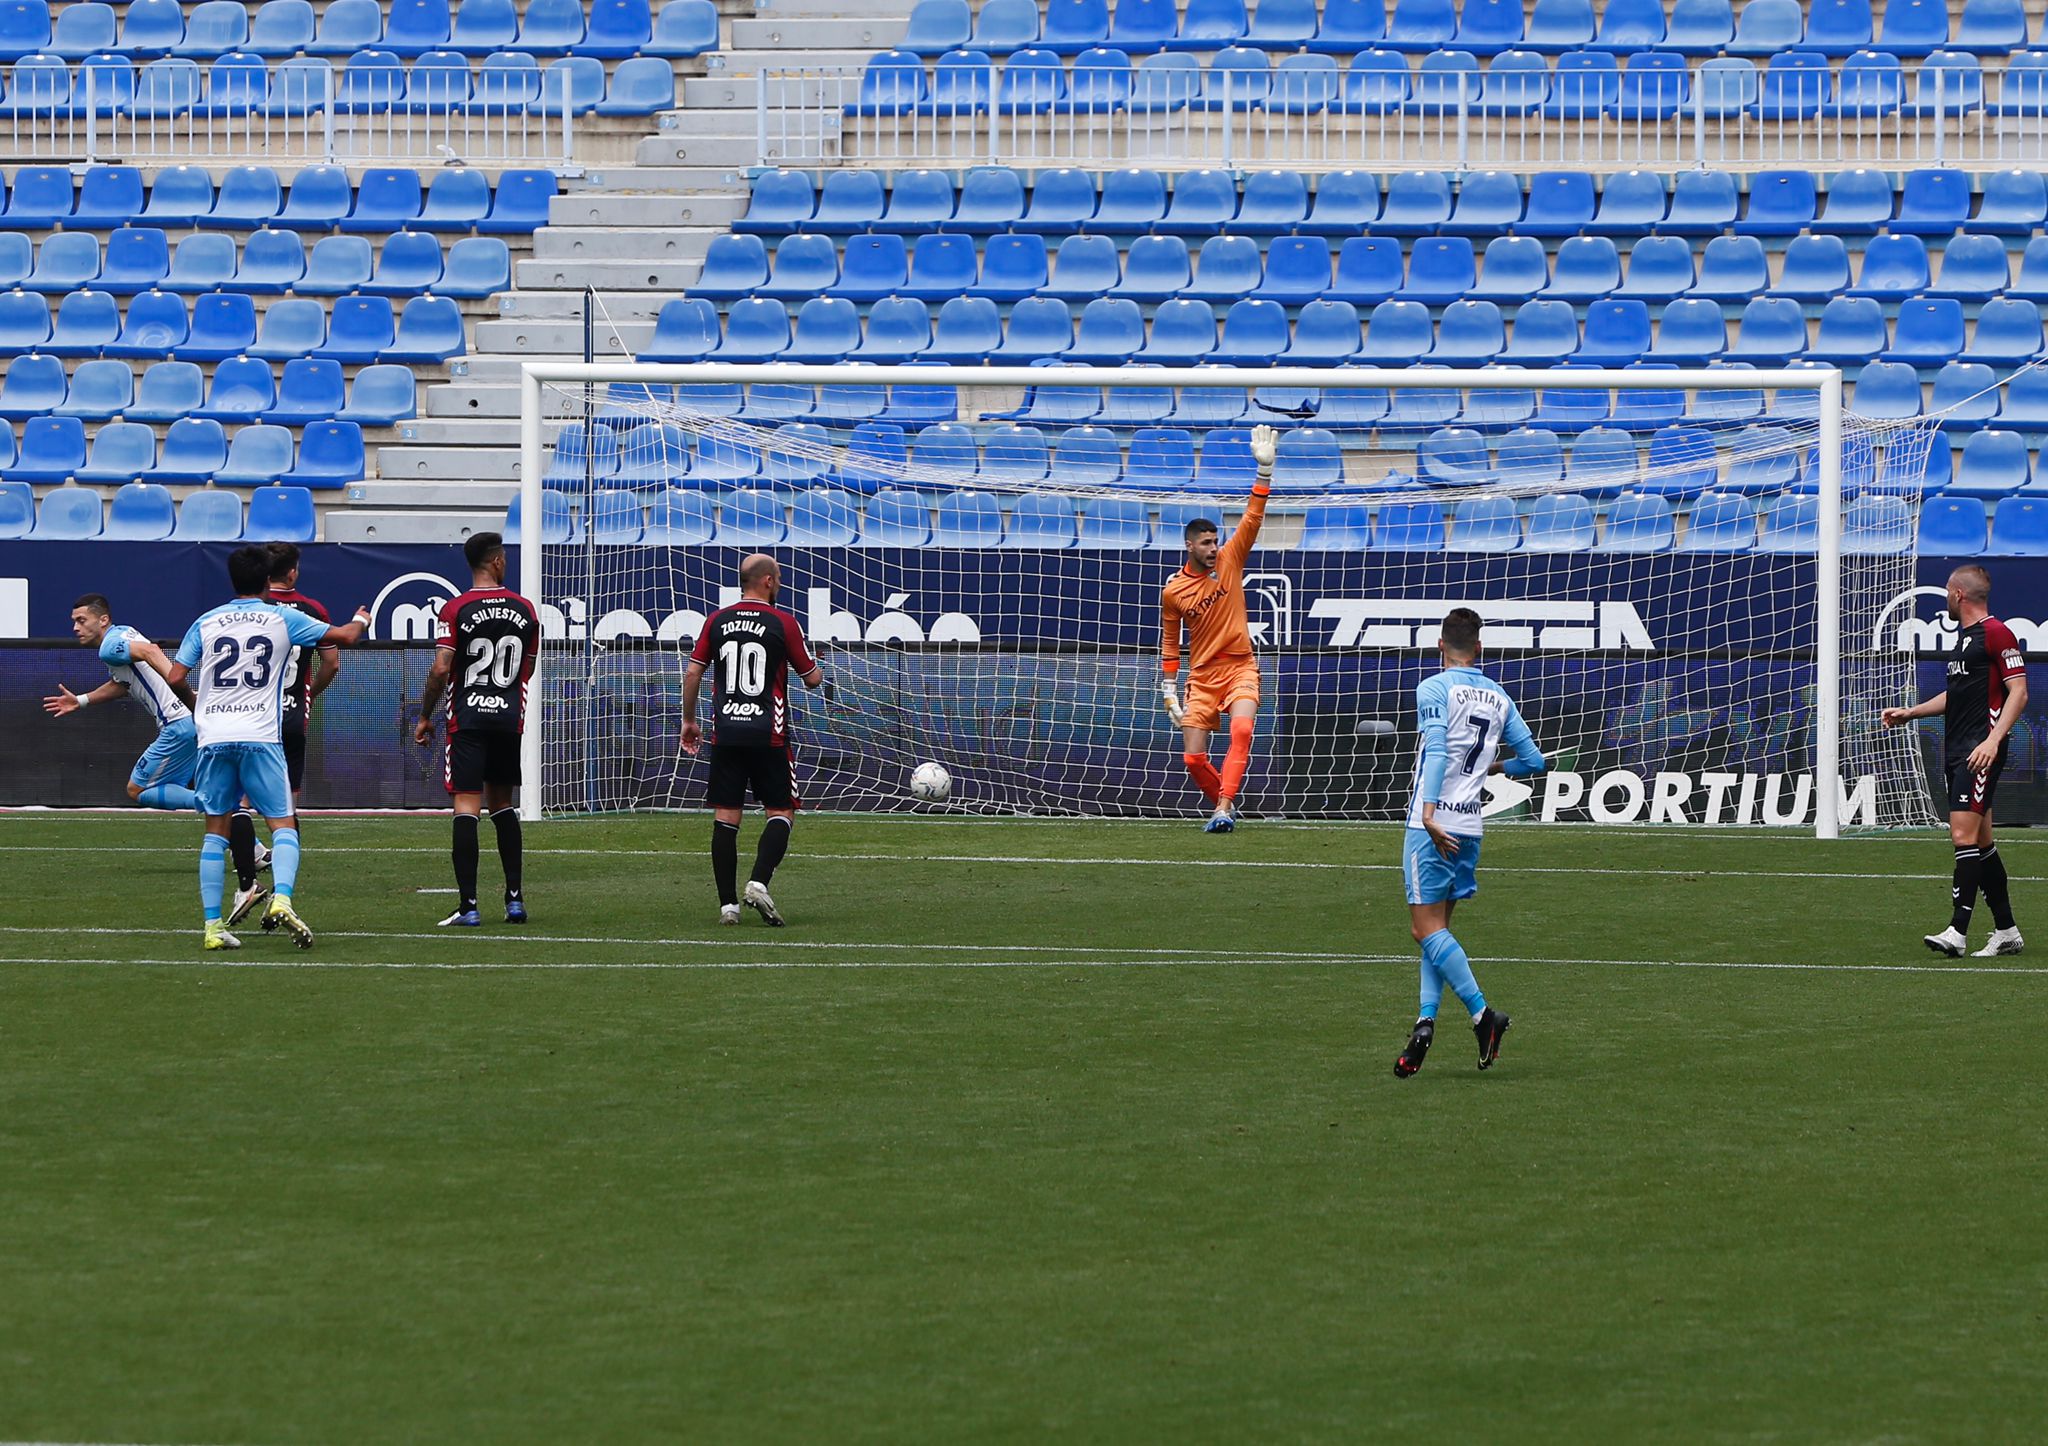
[1417,955,1444,1021]
[1422,929,1486,1021]
[272,827,301,899]
[139,783,199,811]
[200,834,227,922]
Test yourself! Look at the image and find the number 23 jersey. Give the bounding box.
[176,601,334,747]
[690,599,816,747]
[436,586,542,734]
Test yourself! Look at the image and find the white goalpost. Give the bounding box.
[518,361,1940,838]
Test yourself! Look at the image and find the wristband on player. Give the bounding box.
[74,690,89,708]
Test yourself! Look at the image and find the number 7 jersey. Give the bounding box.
[1406,665,1543,839]
[176,601,335,747]
[436,586,542,734]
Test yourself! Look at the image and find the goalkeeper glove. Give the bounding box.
[1161,678,1185,727]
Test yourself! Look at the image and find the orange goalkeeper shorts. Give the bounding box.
[1182,658,1261,732]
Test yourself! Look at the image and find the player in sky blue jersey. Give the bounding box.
[1394,608,1547,1079]
[164,547,370,952]
[44,593,201,812]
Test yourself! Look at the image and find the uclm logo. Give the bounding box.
[1484,770,1883,826]
[1874,586,2048,654]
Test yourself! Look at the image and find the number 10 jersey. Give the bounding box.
[689,599,816,748]
[436,586,541,734]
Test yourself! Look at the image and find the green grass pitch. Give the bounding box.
[3,811,2045,1442]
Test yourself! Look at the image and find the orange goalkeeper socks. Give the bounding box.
[1183,752,1222,803]
[1219,717,1256,801]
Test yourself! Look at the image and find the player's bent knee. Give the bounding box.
[125,781,144,801]
[1182,751,1208,770]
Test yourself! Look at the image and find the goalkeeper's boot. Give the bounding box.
[203,919,241,952]
[504,892,527,926]
[1393,1018,1434,1078]
[264,895,314,950]
[1974,925,2024,957]
[438,908,482,928]
[226,880,270,927]
[1204,803,1237,834]
[1924,926,1967,957]
[1474,1007,1511,1070]
[719,904,742,926]
[743,880,785,927]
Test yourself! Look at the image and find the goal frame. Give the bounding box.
[518,362,1850,836]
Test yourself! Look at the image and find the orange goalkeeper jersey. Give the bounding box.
[1160,484,1270,675]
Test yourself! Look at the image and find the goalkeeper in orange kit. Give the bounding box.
[1159,424,1276,833]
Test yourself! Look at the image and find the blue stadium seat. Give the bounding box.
[1643,298,1726,364]
[0,353,63,419]
[1614,234,1695,299]
[134,419,223,485]
[1498,427,1566,489]
[0,55,75,117]
[919,295,998,362]
[1658,0,1734,52]
[934,168,1022,236]
[807,170,885,234]
[1752,491,1819,552]
[1848,233,1931,301]
[1810,167,1890,235]
[1275,298,1360,365]
[1961,298,2045,367]
[1846,360,1922,420]
[480,170,555,234]
[1615,50,1690,120]
[1919,495,1988,553]
[1296,169,1376,233]
[778,296,858,364]
[1158,169,1237,236]
[1064,297,1146,363]
[403,49,472,110]
[1687,235,1769,302]
[1267,51,1339,111]
[849,296,932,363]
[198,167,279,231]
[255,357,345,426]
[1904,50,1983,116]
[581,0,654,56]
[1087,168,1165,233]
[1044,426,1120,494]
[693,233,768,300]
[1723,0,1799,53]
[707,488,782,546]
[1593,0,1666,49]
[1719,297,1807,366]
[1765,233,1850,303]
[1386,0,1456,53]
[1582,170,1664,234]
[1955,0,2026,52]
[1543,235,1621,300]
[26,233,99,293]
[51,359,131,421]
[732,170,813,235]
[924,490,1000,546]
[1500,299,1580,365]
[1635,423,1720,498]
[1594,492,1671,551]
[989,296,1073,362]
[408,171,489,235]
[1011,170,1094,237]
[1673,491,1754,550]
[1416,426,1488,486]
[1987,497,2048,556]
[1930,361,1999,431]
[315,295,395,363]
[468,50,540,111]
[121,0,190,55]
[851,488,926,546]
[213,230,300,299]
[1311,0,1390,50]
[1662,168,1740,233]
[756,233,835,300]
[1404,49,1481,113]
[1885,296,1966,365]
[96,228,169,295]
[9,415,86,481]
[99,479,177,540]
[1736,168,1820,234]
[1964,171,2043,238]
[833,233,911,301]
[1803,295,1886,363]
[1574,299,1651,364]
[1948,430,2032,498]
[196,51,272,115]
[1448,496,1522,551]
[517,0,586,53]
[1427,299,1504,365]
[166,290,251,363]
[596,54,674,114]
[1820,50,1902,117]
[1376,169,1454,234]
[213,423,294,486]
[78,424,158,487]
[165,486,243,541]
[384,295,465,363]
[1510,170,1592,236]
[1193,45,1269,110]
[362,229,444,296]
[1538,48,1616,116]
[1290,502,1368,550]
[1369,499,1442,549]
[332,47,404,112]
[1037,233,1115,301]
[1211,299,1289,366]
[1244,235,1330,306]
[1358,299,1433,366]
[1807,0,1874,54]
[44,290,116,357]
[1040,0,1110,53]
[632,297,716,363]
[175,0,249,56]
[902,0,971,54]
[129,55,204,116]
[274,164,350,230]
[268,419,357,489]
[95,291,184,360]
[343,168,423,232]
[18,481,103,539]
[195,356,277,424]
[1327,237,1404,304]
[1397,236,1476,304]
[240,484,315,544]
[1894,167,1973,236]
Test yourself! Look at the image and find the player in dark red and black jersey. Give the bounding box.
[415,532,542,928]
[267,542,339,801]
[1884,564,2029,957]
[682,552,825,927]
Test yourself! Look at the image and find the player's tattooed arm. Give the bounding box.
[42,679,127,715]
[413,646,454,746]
[1970,673,2028,773]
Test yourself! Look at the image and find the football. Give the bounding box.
[909,762,952,804]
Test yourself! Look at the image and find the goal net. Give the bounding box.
[519,363,1940,835]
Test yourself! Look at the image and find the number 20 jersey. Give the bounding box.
[176,601,335,747]
[689,599,816,747]
[436,586,542,734]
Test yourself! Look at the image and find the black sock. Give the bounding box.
[712,820,740,906]
[1981,846,2016,931]
[1951,845,1983,933]
[453,813,480,913]
[229,810,257,888]
[751,815,791,886]
[493,807,524,902]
